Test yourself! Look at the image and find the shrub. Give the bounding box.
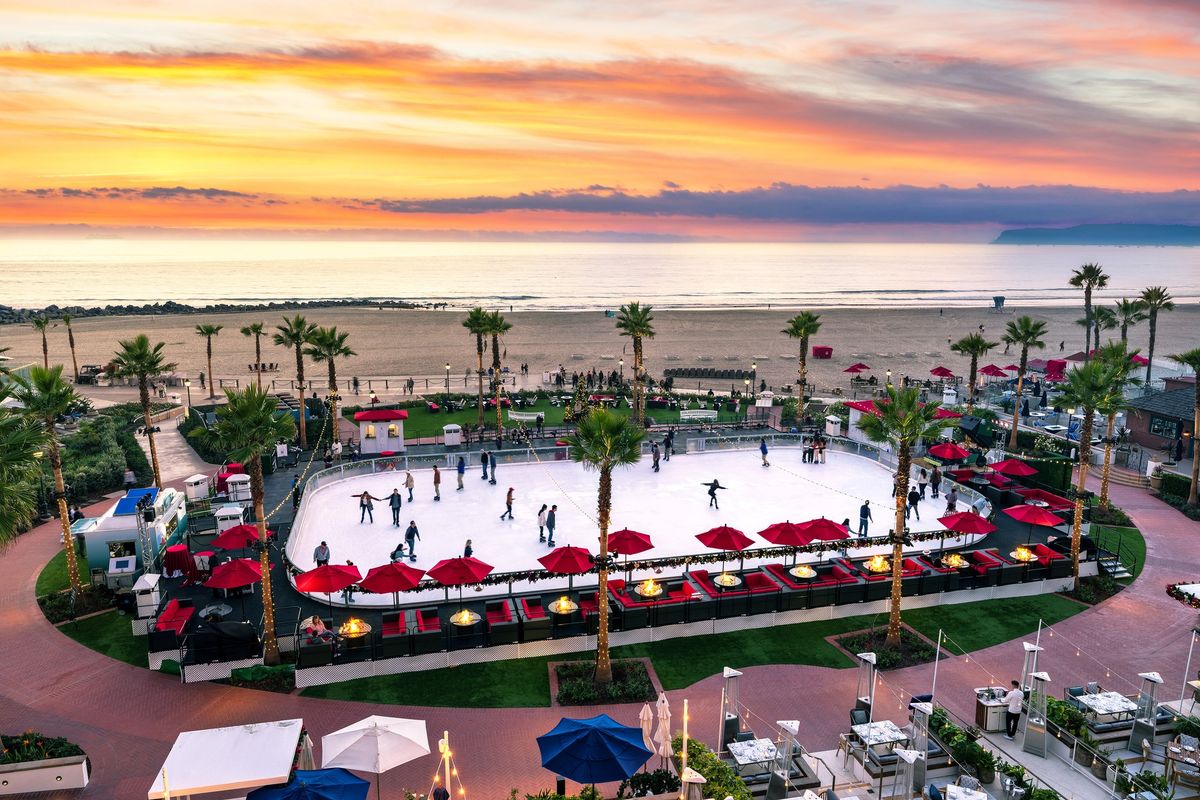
[1070,575,1122,605]
[0,732,85,764]
[1161,471,1192,498]
[835,628,937,670]
[37,588,113,623]
[116,429,153,486]
[229,664,295,693]
[555,660,655,706]
[617,768,680,798]
[1089,504,1132,526]
[672,736,750,800]
[54,416,127,500]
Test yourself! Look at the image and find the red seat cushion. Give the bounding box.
[418,610,440,631]
[520,598,546,619]
[486,604,512,624]
[381,612,406,636]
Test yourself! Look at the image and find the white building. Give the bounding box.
[354,409,408,454]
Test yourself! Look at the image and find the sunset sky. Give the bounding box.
[1,0,1197,240]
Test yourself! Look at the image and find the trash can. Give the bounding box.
[825,415,842,438]
[184,474,210,501]
[227,473,251,503]
[942,386,958,406]
[443,424,462,447]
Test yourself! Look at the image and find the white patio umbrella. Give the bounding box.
[322,715,431,800]
[639,703,656,753]
[654,693,673,769]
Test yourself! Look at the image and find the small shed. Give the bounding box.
[355,409,409,454]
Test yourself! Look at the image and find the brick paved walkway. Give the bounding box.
[2,476,1197,799]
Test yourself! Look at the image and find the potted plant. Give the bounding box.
[1150,465,1165,491]
[1073,730,1099,767]
[0,732,89,794]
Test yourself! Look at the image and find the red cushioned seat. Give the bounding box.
[744,573,778,593]
[520,598,546,619]
[1032,544,1063,566]
[417,609,441,631]
[578,592,599,615]
[381,612,406,636]
[486,604,512,624]
[969,550,1000,575]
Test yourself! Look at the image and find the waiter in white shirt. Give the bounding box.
[1004,680,1024,739]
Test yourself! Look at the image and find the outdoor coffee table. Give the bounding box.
[1075,691,1137,722]
[851,720,908,751]
[1166,744,1200,783]
[726,737,777,775]
[945,785,988,800]
[200,604,232,618]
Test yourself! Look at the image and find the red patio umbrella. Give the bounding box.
[979,365,1008,378]
[696,525,754,579]
[297,563,363,618]
[539,545,594,591]
[428,556,495,613]
[990,458,1037,477]
[1003,503,1065,543]
[205,557,262,589]
[929,442,970,460]
[804,518,850,541]
[1004,364,1021,372]
[757,521,815,546]
[938,511,997,535]
[359,561,425,606]
[843,365,865,374]
[930,366,955,378]
[608,528,654,556]
[211,524,267,551]
[848,362,871,371]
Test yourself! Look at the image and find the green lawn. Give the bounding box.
[301,594,1085,707]
[36,550,69,597]
[58,610,148,667]
[1090,524,1146,579]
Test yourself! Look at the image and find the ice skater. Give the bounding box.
[500,487,515,520]
[404,470,415,502]
[463,538,473,558]
[480,450,490,481]
[906,486,921,521]
[355,490,383,523]
[664,428,674,461]
[489,454,498,485]
[389,488,403,526]
[759,437,770,467]
[404,520,420,561]
[537,503,549,542]
[432,465,442,501]
[313,541,330,566]
[945,486,959,514]
[858,500,872,537]
[702,479,727,509]
[917,468,929,499]
[651,442,660,472]
[546,504,557,546]
[341,560,356,602]
[456,456,466,491]
[930,466,942,499]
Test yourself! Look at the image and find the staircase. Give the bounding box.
[1098,553,1132,580]
[1107,466,1149,488]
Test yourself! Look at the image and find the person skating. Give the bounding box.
[404,520,420,561]
[291,474,302,509]
[341,560,356,603]
[456,456,466,491]
[702,479,727,509]
[546,504,557,546]
[463,538,473,558]
[355,491,384,523]
[489,454,498,485]
[313,541,330,566]
[500,487,515,520]
[760,437,770,467]
[945,486,959,514]
[917,468,928,499]
[388,488,403,526]
[404,470,415,502]
[480,450,490,481]
[664,428,674,461]
[651,442,660,472]
[858,500,872,537]
[930,466,942,499]
[432,465,442,501]
[537,503,549,542]
[906,486,921,521]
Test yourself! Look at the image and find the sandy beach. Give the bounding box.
[3,304,1196,396]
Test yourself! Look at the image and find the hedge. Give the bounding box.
[55,416,127,499]
[1161,471,1193,498]
[117,429,153,486]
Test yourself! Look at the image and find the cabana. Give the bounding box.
[355,409,408,455]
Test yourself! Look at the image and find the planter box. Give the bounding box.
[0,755,90,794]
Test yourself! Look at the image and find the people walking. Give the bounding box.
[432,465,442,501]
[389,488,403,526]
[404,471,415,502]
[906,486,921,521]
[313,541,330,566]
[355,491,383,523]
[546,505,557,546]
[404,521,420,561]
[500,487,514,520]
[291,474,302,509]
[702,479,727,509]
[858,500,872,537]
[930,466,942,499]
[651,442,661,472]
[760,437,770,467]
[917,468,928,500]
[480,450,490,481]
[537,503,549,542]
[456,456,466,491]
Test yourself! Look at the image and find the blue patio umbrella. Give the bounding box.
[247,768,370,800]
[537,714,654,785]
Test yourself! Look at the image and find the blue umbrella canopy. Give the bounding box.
[537,714,653,784]
[247,768,370,800]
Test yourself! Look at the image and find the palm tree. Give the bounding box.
[949,333,999,411]
[0,384,46,549]
[1093,342,1141,508]
[782,311,822,401]
[201,385,295,665]
[1168,347,1200,507]
[1002,316,1048,449]
[195,324,224,399]
[1113,298,1147,345]
[1140,286,1175,390]
[462,308,490,431]
[615,303,656,426]
[111,335,176,488]
[61,314,80,383]
[241,322,267,388]
[31,316,54,368]
[856,386,946,648]
[304,326,356,446]
[564,408,644,684]
[485,311,512,444]
[1069,263,1109,359]
[1058,360,1123,591]
[273,315,317,450]
[14,367,85,593]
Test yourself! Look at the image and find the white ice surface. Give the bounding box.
[288,446,978,607]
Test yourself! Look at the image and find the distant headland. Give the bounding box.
[0,298,430,325]
[993,223,1200,246]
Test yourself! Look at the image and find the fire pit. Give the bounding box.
[450,608,481,627]
[863,554,891,574]
[635,579,664,598]
[789,564,817,580]
[713,572,743,588]
[549,595,579,614]
[338,617,372,649]
[940,553,967,569]
[1010,546,1037,563]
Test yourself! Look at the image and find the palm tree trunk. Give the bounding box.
[1070,415,1095,591]
[141,379,163,488]
[49,439,85,595]
[249,456,280,665]
[1008,360,1026,449]
[1083,288,1093,359]
[476,337,485,431]
[886,447,910,648]
[1189,386,1199,507]
[968,358,978,412]
[595,468,613,684]
[492,334,503,445]
[1145,313,1157,389]
[206,337,217,399]
[1099,412,1116,508]
[67,328,79,383]
[633,337,644,426]
[328,362,339,449]
[255,337,262,388]
[1120,325,1127,346]
[798,335,809,399]
[295,346,308,450]
[41,332,48,369]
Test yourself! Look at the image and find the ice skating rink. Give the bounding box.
[288,446,972,606]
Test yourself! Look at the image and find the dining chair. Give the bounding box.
[1142,738,1168,767]
[1086,681,1101,694]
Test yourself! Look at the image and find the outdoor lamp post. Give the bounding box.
[34,450,49,521]
[886,369,892,386]
[369,390,378,407]
[444,362,450,393]
[619,358,624,381]
[183,379,192,412]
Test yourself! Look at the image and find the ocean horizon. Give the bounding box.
[1,239,1196,311]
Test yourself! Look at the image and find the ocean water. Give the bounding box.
[0,239,1196,310]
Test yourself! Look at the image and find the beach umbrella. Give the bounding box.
[539,546,594,591]
[929,442,970,461]
[938,512,997,536]
[849,362,871,371]
[211,523,267,554]
[843,365,865,374]
[930,366,955,378]
[1003,504,1066,543]
[246,768,369,800]
[358,562,425,607]
[696,525,754,578]
[297,563,362,620]
[990,457,1037,477]
[979,365,1008,378]
[321,716,430,800]
[638,704,655,755]
[537,714,653,786]
[1004,364,1021,372]
[428,556,494,611]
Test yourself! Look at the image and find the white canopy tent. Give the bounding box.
[147,718,305,799]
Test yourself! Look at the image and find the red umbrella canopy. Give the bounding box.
[608,528,654,556]
[696,525,754,552]
[205,558,262,589]
[539,546,595,575]
[930,366,955,378]
[1004,364,1021,372]
[929,442,970,460]
[990,458,1038,477]
[358,561,425,594]
[802,518,850,541]
[211,524,265,550]
[427,556,494,586]
[1003,504,1065,527]
[979,365,1008,378]
[938,512,997,535]
[757,521,815,546]
[843,365,865,374]
[849,362,871,371]
[295,563,362,594]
